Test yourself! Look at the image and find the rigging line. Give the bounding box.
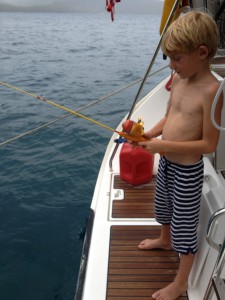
[0,113,72,147]
[75,65,168,111]
[127,0,180,120]
[0,81,115,133]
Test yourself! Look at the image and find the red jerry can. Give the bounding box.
[119,143,154,185]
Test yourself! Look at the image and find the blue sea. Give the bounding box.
[0,12,168,300]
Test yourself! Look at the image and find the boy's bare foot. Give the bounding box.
[152,281,188,300]
[138,238,172,250]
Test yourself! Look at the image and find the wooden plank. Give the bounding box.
[106,225,188,300]
[107,296,188,300]
[108,274,178,282]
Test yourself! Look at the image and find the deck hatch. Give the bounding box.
[112,175,156,219]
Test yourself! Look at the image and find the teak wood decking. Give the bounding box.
[112,175,156,219]
[106,175,188,300]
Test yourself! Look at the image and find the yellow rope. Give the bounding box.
[0,81,115,133]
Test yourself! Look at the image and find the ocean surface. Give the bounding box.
[0,12,169,300]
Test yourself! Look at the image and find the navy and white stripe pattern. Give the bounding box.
[155,156,204,255]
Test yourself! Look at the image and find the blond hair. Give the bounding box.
[161,11,218,59]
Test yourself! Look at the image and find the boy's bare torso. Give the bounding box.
[162,75,217,165]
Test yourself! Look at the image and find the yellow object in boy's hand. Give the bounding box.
[122,117,145,137]
[118,117,148,142]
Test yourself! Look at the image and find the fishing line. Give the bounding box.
[0,81,116,133]
[0,80,150,144]
[0,67,168,145]
[0,81,148,143]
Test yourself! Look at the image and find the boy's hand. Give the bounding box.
[138,138,163,154]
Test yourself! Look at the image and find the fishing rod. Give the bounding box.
[0,81,148,143]
[0,67,168,146]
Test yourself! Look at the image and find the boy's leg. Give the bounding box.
[152,253,195,300]
[138,224,172,250]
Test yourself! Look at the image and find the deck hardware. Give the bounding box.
[204,207,225,299]
[206,207,225,251]
[113,189,124,200]
[212,277,225,300]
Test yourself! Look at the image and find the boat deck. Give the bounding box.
[106,176,188,300]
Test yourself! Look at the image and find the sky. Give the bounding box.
[1,0,53,5]
[0,0,164,14]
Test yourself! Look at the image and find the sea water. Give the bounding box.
[0,12,169,300]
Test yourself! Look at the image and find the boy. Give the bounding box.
[137,11,223,300]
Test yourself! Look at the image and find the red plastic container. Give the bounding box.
[119,143,154,185]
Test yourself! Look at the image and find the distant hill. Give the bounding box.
[0,2,87,13]
[0,0,163,14]
[119,0,163,14]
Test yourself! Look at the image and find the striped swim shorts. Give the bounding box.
[155,156,204,255]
